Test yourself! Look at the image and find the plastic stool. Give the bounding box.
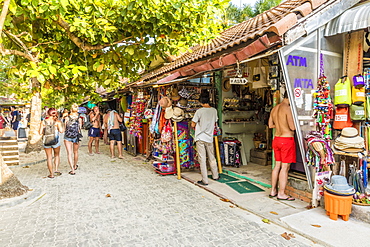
[324,191,352,221]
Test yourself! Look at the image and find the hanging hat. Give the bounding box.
[178,98,188,107]
[171,88,181,101]
[222,78,231,92]
[171,107,184,122]
[324,175,355,196]
[178,87,191,99]
[164,106,174,119]
[159,96,172,108]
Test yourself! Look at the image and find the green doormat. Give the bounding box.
[226,181,264,194]
[208,173,239,183]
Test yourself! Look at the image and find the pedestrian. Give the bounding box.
[87,106,101,155]
[191,95,219,186]
[64,103,83,175]
[39,108,64,178]
[103,109,124,159]
[268,91,296,201]
[10,106,20,138]
[0,110,6,137]
[61,108,69,123]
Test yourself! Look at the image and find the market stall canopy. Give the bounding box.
[324,1,370,37]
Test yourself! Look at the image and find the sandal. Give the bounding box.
[74,165,78,170]
[54,171,62,176]
[47,175,54,179]
[69,171,76,175]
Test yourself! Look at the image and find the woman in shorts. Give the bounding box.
[39,108,64,178]
[64,103,83,175]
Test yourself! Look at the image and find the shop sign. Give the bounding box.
[229,78,248,85]
[286,55,307,67]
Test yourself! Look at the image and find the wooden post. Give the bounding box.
[173,122,181,180]
[214,135,222,174]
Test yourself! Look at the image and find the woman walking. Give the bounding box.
[64,103,83,175]
[39,108,64,178]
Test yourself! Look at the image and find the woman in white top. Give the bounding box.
[39,108,64,178]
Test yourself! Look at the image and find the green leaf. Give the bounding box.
[60,0,69,10]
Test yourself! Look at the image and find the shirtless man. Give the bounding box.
[87,106,101,155]
[268,92,296,201]
[103,110,124,159]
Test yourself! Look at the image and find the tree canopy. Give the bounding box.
[0,0,228,107]
[223,0,281,26]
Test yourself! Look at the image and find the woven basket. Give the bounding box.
[352,201,370,206]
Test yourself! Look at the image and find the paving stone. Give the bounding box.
[0,134,310,247]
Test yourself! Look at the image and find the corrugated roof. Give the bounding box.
[141,0,330,82]
[325,1,370,36]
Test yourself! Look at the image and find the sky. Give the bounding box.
[230,0,259,7]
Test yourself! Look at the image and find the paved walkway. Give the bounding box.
[0,134,314,246]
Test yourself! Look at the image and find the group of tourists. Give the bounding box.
[39,104,125,178]
[0,106,28,137]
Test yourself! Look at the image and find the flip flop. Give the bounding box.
[277,197,295,201]
[74,165,79,170]
[54,171,62,176]
[269,194,278,198]
[47,175,54,179]
[69,171,76,175]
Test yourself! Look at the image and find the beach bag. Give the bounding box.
[350,104,365,121]
[65,117,80,138]
[43,120,58,146]
[352,87,365,105]
[333,107,353,130]
[161,120,173,143]
[334,78,351,106]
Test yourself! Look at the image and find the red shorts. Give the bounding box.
[272,137,296,163]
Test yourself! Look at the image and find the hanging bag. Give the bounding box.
[333,107,353,130]
[161,120,173,143]
[334,77,351,106]
[352,86,365,105]
[350,104,365,121]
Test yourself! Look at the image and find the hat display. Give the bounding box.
[324,175,355,196]
[171,88,181,101]
[159,96,172,108]
[178,98,188,107]
[171,107,184,122]
[178,87,191,99]
[164,106,174,119]
[333,127,365,152]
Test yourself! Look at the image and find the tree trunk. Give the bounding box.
[0,154,29,199]
[25,78,43,153]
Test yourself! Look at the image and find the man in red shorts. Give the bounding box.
[268,91,296,201]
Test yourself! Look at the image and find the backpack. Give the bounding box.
[43,120,58,146]
[65,116,80,138]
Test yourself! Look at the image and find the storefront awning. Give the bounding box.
[325,1,370,37]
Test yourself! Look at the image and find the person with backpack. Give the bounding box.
[39,108,64,178]
[64,103,83,175]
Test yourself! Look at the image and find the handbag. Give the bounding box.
[119,122,126,131]
[161,120,173,143]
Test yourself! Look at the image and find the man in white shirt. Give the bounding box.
[191,96,219,185]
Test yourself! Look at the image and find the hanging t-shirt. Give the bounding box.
[192,107,218,143]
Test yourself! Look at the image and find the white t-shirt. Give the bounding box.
[192,107,218,143]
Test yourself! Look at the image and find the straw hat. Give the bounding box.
[178,98,188,107]
[324,175,355,196]
[337,127,363,144]
[164,106,174,119]
[171,107,184,122]
[171,88,181,101]
[159,96,172,108]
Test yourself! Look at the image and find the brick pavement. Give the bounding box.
[0,136,311,246]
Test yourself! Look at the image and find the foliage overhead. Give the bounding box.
[224,0,281,26]
[0,0,228,106]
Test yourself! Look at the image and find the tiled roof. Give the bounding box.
[140,0,329,82]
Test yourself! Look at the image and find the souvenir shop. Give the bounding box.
[125,75,220,175]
